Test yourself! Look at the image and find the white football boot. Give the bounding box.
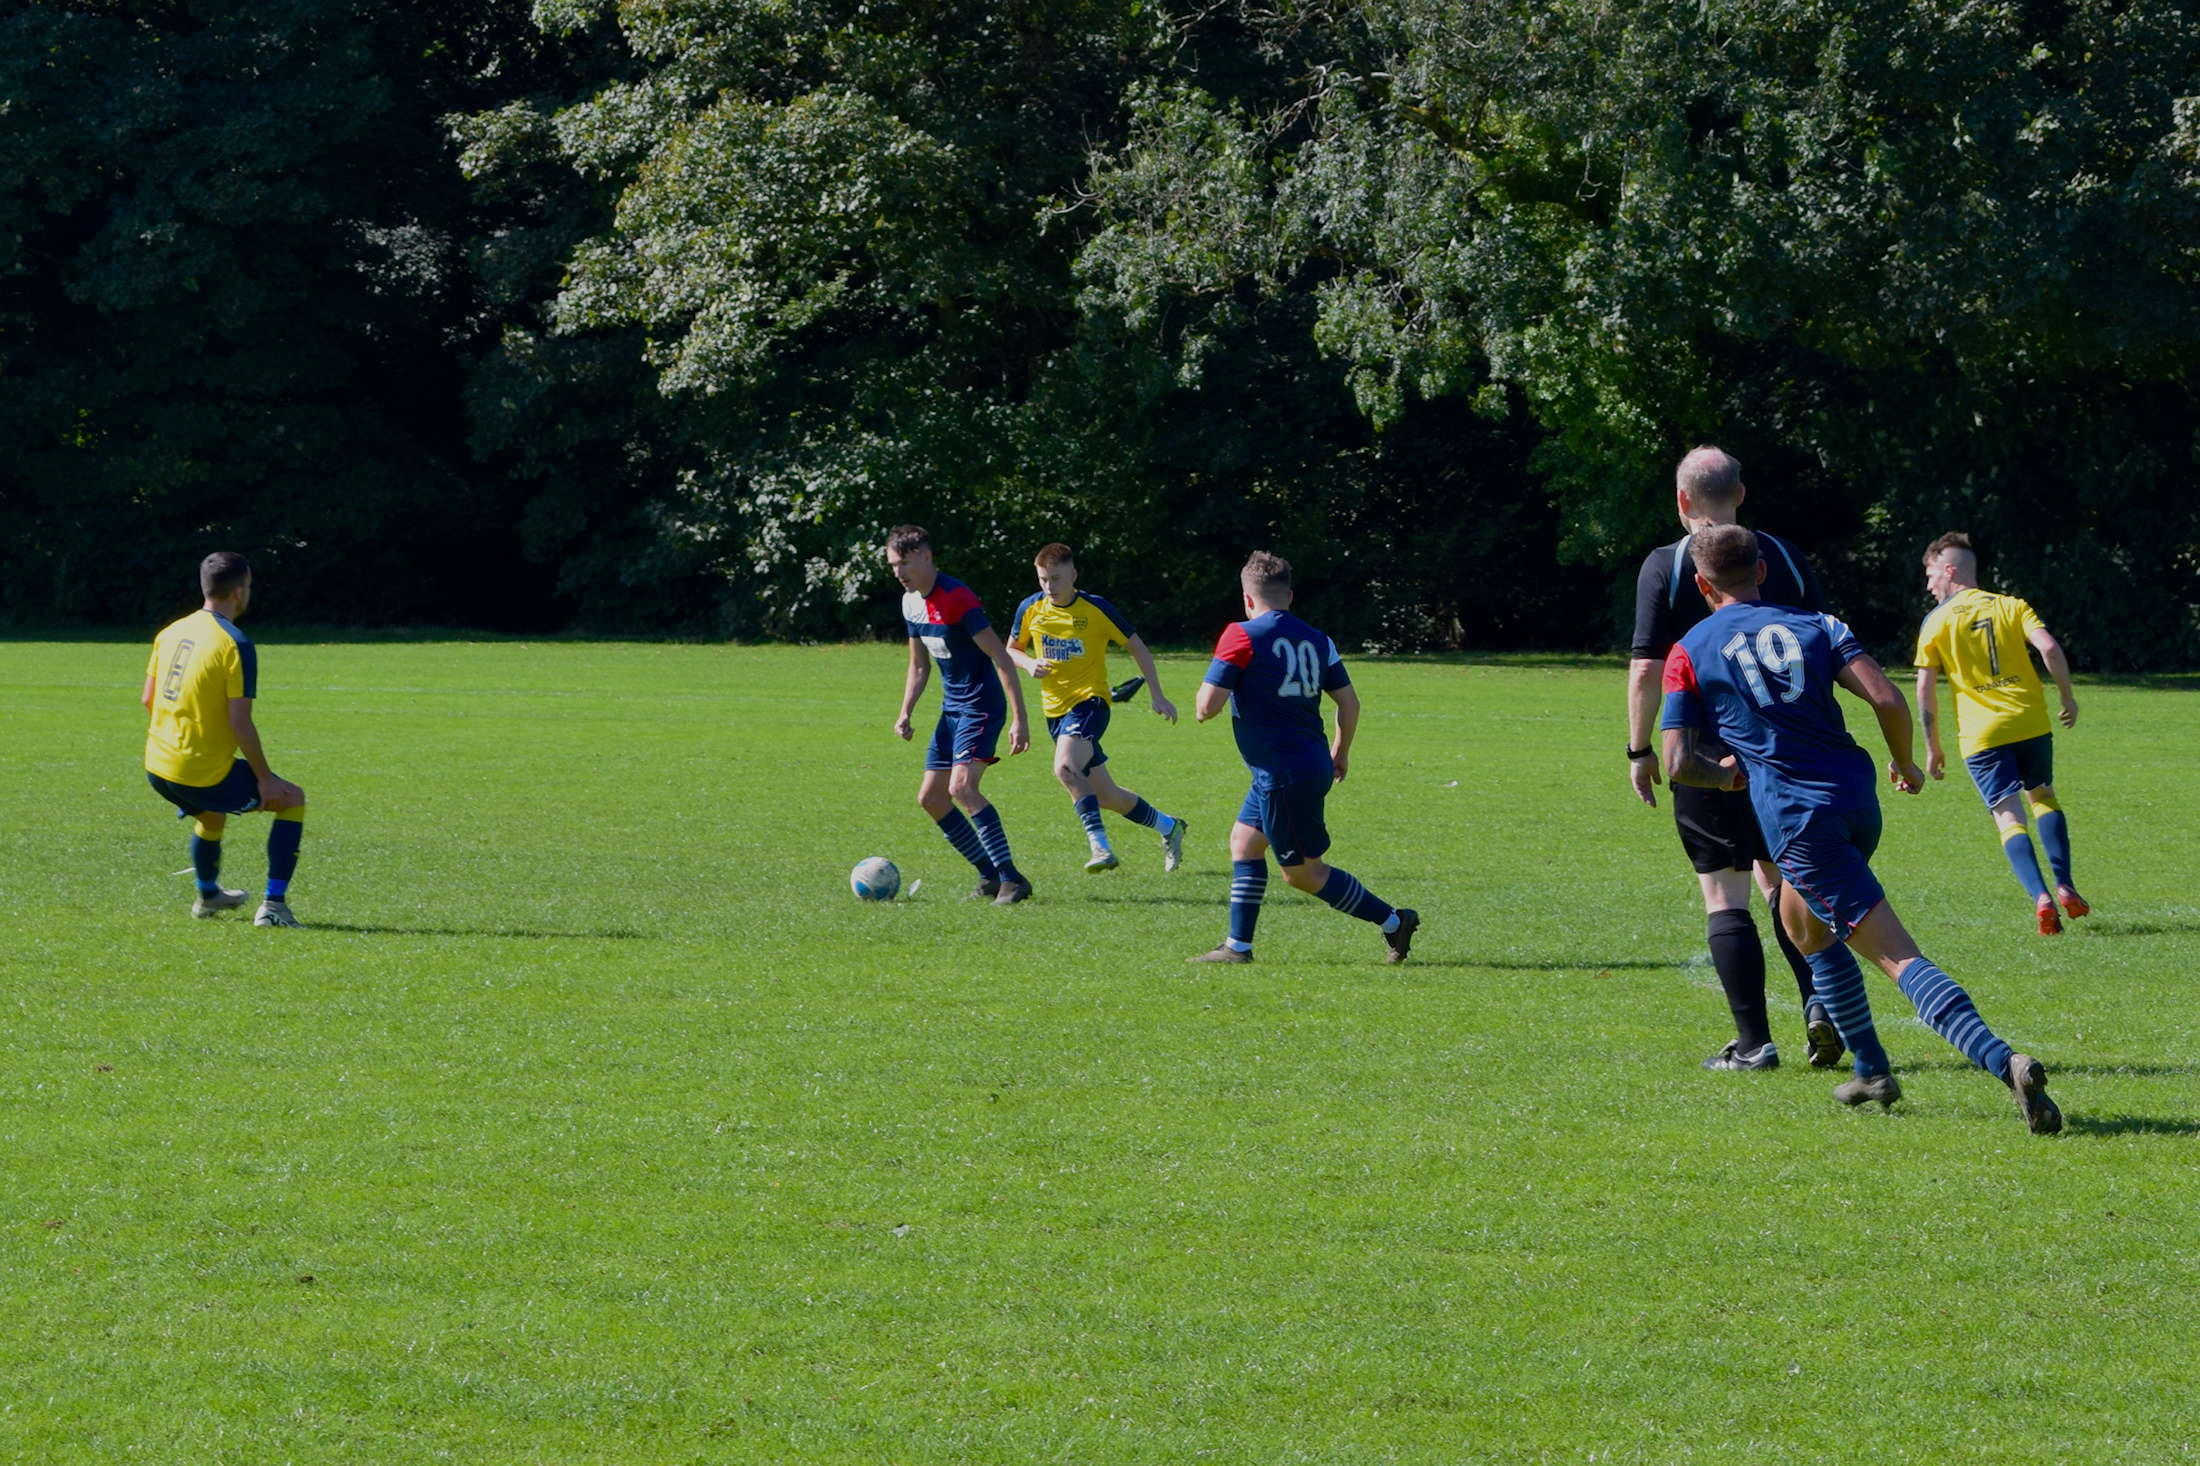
[1162,817,1186,873]
[1084,840,1120,873]
[254,899,301,928]
[192,887,249,918]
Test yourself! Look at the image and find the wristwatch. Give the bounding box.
[1626,745,1654,761]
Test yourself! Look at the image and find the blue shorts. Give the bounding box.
[1965,733,2053,808]
[1239,778,1331,867]
[1775,805,1887,943]
[924,703,1006,771]
[147,760,262,818]
[1046,697,1111,772]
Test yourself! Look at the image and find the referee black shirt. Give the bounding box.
[1632,529,1828,751]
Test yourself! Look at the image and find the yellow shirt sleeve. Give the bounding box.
[1914,611,1945,670]
[2015,599,2044,636]
[218,638,245,699]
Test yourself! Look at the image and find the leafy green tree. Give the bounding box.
[1076,0,2200,663]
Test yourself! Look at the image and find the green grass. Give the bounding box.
[4,640,2198,1461]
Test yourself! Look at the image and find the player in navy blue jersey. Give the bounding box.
[886,525,1036,905]
[1189,552,1418,964]
[1660,525,2063,1132]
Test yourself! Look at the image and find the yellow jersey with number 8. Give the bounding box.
[1914,587,2050,755]
[145,609,257,785]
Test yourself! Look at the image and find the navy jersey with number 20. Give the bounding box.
[1205,610,1351,788]
[1659,601,1879,854]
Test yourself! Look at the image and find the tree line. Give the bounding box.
[4,0,2196,664]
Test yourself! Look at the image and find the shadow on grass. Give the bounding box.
[2074,917,2200,938]
[2062,1114,2200,1138]
[1082,894,1225,907]
[310,922,649,941]
[1892,1057,2195,1079]
[1418,958,1680,972]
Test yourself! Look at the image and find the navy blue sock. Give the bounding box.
[935,809,998,880]
[971,805,1023,885]
[2035,810,2072,887]
[190,834,222,895]
[1808,945,1891,1077]
[1228,859,1267,949]
[2002,831,2050,901]
[1074,795,1109,847]
[1124,797,1176,835]
[1897,958,2013,1082]
[266,819,302,900]
[1315,866,1397,930]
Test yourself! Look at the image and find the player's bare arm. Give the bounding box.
[894,637,929,740]
[1626,657,1664,806]
[1835,654,1924,793]
[1124,634,1177,722]
[141,674,156,711]
[2027,626,2079,728]
[1915,665,1946,779]
[1326,683,1360,782]
[972,626,1031,755]
[1661,725,1746,792]
[227,696,304,809]
[1194,680,1229,722]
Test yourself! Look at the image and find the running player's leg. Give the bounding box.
[919,717,999,894]
[2026,779,2085,917]
[1085,762,1186,872]
[256,788,306,927]
[1846,899,2062,1133]
[1969,742,2058,932]
[1674,786,1776,1067]
[1191,817,1268,962]
[1776,817,1894,1086]
[1054,733,1117,869]
[1756,858,1839,1067]
[1700,867,1775,1067]
[1265,782,1416,961]
[953,748,1028,902]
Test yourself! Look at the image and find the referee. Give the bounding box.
[1625,447,1840,1071]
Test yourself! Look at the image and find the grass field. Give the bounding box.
[4,638,2198,1462]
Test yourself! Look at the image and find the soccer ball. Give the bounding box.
[850,856,902,902]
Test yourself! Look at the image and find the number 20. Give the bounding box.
[1273,639,1324,697]
[1721,625,1806,707]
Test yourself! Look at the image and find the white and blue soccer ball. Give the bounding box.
[850,856,902,902]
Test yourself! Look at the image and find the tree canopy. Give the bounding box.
[4,0,2196,662]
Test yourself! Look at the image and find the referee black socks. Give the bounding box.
[1706,908,1772,1053]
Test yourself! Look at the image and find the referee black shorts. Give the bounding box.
[1672,782,1772,875]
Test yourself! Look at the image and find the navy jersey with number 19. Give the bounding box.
[1204,610,1351,788]
[1660,601,1879,855]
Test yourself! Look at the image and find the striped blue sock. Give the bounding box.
[2002,831,2050,901]
[265,820,302,900]
[1228,859,1267,949]
[1807,945,1891,1077]
[1074,795,1109,846]
[1896,958,2013,1082]
[934,809,997,880]
[190,834,222,895]
[1315,866,1397,930]
[2035,810,2072,887]
[1124,798,1175,836]
[970,805,1023,885]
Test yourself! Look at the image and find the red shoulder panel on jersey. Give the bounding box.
[928,583,982,624]
[1213,622,1254,666]
[1662,643,1698,696]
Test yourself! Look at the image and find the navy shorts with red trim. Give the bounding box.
[924,702,1005,770]
[1775,804,1887,943]
[1239,777,1331,866]
[147,759,262,818]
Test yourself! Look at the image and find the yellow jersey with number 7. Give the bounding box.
[1914,586,2050,755]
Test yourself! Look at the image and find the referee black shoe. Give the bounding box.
[1703,1040,1779,1071]
[1804,1005,1846,1069]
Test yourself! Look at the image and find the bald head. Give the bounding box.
[1674,446,1746,531]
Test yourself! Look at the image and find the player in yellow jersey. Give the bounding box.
[1914,532,2086,934]
[1007,544,1186,873]
[142,552,308,926]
